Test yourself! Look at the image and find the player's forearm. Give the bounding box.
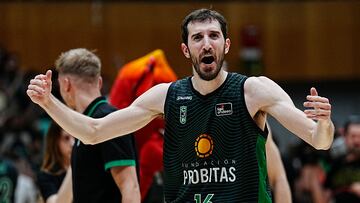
[273,176,292,203]
[311,119,334,150]
[121,188,141,203]
[118,179,141,203]
[55,168,72,203]
[42,94,158,144]
[42,94,98,144]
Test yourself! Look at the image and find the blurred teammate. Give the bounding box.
[47,48,140,203]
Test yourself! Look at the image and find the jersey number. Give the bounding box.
[0,177,12,203]
[194,194,214,203]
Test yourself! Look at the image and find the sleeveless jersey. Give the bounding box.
[163,73,271,203]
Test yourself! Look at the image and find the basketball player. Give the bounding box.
[27,9,333,202]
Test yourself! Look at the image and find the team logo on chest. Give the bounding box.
[215,102,233,116]
[179,106,187,124]
[195,134,214,158]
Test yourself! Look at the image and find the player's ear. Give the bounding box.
[98,76,103,90]
[225,38,230,54]
[64,77,71,92]
[181,43,190,58]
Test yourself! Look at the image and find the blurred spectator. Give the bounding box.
[37,121,73,203]
[289,141,330,203]
[0,157,18,203]
[323,115,360,202]
[0,47,47,203]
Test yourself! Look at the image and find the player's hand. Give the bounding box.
[27,70,52,107]
[303,87,332,121]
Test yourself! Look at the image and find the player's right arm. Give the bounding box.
[27,70,169,144]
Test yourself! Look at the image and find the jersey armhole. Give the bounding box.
[163,82,176,119]
[240,76,268,139]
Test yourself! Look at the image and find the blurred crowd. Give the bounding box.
[0,47,48,202]
[0,46,359,203]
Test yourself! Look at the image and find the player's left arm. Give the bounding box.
[110,166,140,203]
[245,76,334,150]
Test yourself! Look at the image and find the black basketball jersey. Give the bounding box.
[163,73,271,203]
[71,97,138,203]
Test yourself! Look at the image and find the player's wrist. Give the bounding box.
[42,94,55,109]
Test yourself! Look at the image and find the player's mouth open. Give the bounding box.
[201,56,215,65]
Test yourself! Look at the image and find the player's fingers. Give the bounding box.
[310,87,318,96]
[304,109,331,116]
[28,84,45,94]
[46,70,52,83]
[34,74,47,80]
[27,89,42,98]
[305,96,329,103]
[303,102,331,110]
[30,79,46,86]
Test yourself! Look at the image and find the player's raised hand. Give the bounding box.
[27,70,53,106]
[303,87,332,121]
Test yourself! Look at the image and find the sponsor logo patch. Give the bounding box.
[180,106,187,124]
[215,103,233,116]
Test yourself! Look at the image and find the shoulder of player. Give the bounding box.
[152,82,172,92]
[138,82,172,100]
[244,76,275,95]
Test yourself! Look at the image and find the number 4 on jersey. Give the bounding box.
[194,194,214,203]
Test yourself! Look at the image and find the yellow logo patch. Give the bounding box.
[195,134,214,158]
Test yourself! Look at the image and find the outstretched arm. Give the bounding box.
[27,70,169,144]
[245,76,334,150]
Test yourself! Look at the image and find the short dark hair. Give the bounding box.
[344,115,360,135]
[181,9,228,45]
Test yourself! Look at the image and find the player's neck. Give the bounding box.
[74,89,102,113]
[192,70,228,95]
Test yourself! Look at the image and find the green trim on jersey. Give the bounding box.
[86,100,107,116]
[104,160,136,171]
[256,135,272,203]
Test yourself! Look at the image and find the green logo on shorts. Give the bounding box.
[180,106,187,124]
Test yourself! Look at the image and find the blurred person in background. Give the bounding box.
[292,116,360,203]
[292,142,330,203]
[37,121,73,203]
[0,157,18,203]
[55,48,139,203]
[0,47,45,169]
[322,115,360,202]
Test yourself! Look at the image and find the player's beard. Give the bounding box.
[190,47,225,81]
